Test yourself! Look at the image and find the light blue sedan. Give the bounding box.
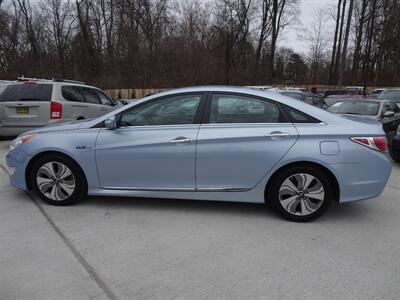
[6,86,392,221]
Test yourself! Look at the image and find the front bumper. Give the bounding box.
[6,148,32,191]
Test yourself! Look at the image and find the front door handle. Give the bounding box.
[265,131,291,139]
[170,137,192,144]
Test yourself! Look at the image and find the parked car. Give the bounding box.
[7,86,391,222]
[0,78,117,137]
[369,88,386,98]
[279,90,326,108]
[323,89,355,99]
[345,86,364,94]
[324,94,365,106]
[378,89,400,108]
[391,125,400,162]
[327,99,400,150]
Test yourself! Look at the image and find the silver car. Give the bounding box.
[0,79,116,136]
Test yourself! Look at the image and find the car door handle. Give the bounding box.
[265,131,291,139]
[170,137,192,144]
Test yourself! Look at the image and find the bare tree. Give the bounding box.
[268,0,299,82]
[40,0,75,76]
[338,0,354,85]
[301,8,330,83]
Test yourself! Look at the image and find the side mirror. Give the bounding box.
[104,116,117,130]
[383,111,395,118]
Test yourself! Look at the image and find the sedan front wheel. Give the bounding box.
[30,154,86,205]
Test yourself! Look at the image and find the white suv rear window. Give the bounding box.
[0,84,53,102]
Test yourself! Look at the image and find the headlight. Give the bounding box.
[9,134,36,151]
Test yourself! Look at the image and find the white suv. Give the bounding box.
[0,78,116,136]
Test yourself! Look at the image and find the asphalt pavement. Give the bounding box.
[0,139,399,300]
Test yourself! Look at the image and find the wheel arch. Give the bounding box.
[25,151,88,191]
[265,161,340,203]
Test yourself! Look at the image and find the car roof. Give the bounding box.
[3,80,103,91]
[97,86,358,124]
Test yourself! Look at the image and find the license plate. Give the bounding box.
[16,107,29,114]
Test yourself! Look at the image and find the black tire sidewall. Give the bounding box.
[30,154,86,206]
[269,166,333,222]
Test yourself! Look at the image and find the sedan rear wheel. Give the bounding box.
[30,154,86,205]
[269,166,333,222]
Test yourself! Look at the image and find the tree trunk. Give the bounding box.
[329,0,342,84]
[338,0,354,85]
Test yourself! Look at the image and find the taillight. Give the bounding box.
[351,137,388,152]
[50,101,62,119]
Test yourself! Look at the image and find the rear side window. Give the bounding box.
[210,94,285,123]
[0,84,53,102]
[62,86,84,102]
[283,105,321,123]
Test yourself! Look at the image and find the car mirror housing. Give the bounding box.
[104,116,117,130]
[383,111,395,118]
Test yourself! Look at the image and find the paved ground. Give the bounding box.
[0,139,400,300]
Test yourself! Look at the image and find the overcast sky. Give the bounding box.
[280,0,337,53]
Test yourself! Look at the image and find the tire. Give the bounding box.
[30,154,86,205]
[390,151,400,163]
[268,165,333,222]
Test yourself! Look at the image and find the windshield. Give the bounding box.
[378,90,400,101]
[327,101,380,116]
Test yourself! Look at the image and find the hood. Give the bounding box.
[21,118,95,136]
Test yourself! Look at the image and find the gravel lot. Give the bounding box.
[0,139,399,300]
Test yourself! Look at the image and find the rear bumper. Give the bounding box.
[331,152,392,203]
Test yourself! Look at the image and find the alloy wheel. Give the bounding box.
[36,161,76,201]
[278,173,325,216]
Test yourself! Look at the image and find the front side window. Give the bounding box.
[209,94,283,124]
[81,88,100,104]
[95,90,113,106]
[119,94,202,126]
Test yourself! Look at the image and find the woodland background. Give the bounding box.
[0,0,399,89]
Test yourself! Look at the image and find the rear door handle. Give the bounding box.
[170,137,192,144]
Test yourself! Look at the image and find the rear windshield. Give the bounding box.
[0,84,53,102]
[327,101,379,116]
[378,90,400,101]
[281,92,303,100]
